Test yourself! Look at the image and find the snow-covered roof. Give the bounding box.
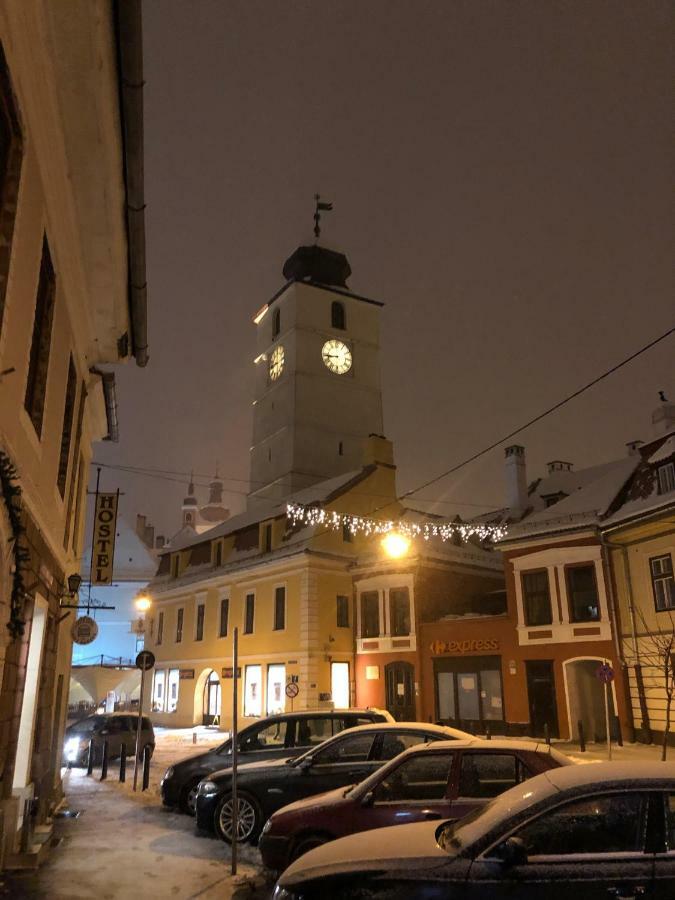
[648,434,675,465]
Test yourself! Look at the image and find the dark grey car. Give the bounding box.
[160,708,393,814]
[64,712,154,766]
[274,761,675,899]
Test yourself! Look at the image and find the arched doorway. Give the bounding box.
[564,657,616,742]
[384,661,415,721]
[202,670,221,725]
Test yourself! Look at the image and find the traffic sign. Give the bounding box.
[596,663,614,684]
[285,682,299,699]
[135,650,155,671]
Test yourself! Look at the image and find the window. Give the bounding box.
[566,564,600,622]
[157,611,164,645]
[338,441,344,456]
[272,307,280,339]
[336,595,349,628]
[658,463,675,495]
[171,555,179,578]
[313,733,375,765]
[195,603,205,641]
[167,669,179,713]
[25,237,56,436]
[521,570,552,626]
[295,717,332,747]
[342,522,352,543]
[264,523,272,553]
[513,793,647,856]
[331,300,346,330]
[374,753,453,802]
[651,555,675,611]
[273,586,285,630]
[331,661,350,709]
[244,593,255,634]
[175,608,184,643]
[266,664,286,714]
[56,357,77,497]
[361,591,379,638]
[241,719,288,751]
[214,542,223,566]
[219,597,229,637]
[379,732,439,761]
[243,665,262,717]
[0,44,22,334]
[666,794,675,850]
[390,587,411,636]
[458,753,522,799]
[152,670,166,712]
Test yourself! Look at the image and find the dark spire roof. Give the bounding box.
[282,244,351,288]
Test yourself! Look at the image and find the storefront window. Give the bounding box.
[437,672,456,720]
[152,670,166,712]
[361,591,380,638]
[457,672,480,720]
[167,669,180,713]
[244,664,262,717]
[567,565,599,622]
[434,656,504,727]
[266,664,285,715]
[390,587,411,636]
[521,570,552,626]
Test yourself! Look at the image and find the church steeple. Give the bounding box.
[181,474,198,529]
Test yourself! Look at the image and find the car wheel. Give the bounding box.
[180,778,202,816]
[290,833,330,862]
[214,792,262,844]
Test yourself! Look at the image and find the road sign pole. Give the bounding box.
[231,627,238,876]
[133,666,146,791]
[605,678,612,761]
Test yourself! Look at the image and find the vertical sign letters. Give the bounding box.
[92,491,118,584]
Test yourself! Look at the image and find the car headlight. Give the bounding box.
[64,737,82,761]
[163,766,174,780]
[197,780,218,796]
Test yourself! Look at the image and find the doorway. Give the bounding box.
[331,662,350,709]
[384,661,415,721]
[202,670,221,725]
[525,660,559,738]
[564,658,616,742]
[13,595,48,791]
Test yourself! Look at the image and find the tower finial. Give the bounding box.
[313,194,333,241]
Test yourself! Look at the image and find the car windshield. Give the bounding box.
[437,797,498,851]
[70,716,107,735]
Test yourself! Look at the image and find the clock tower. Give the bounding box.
[248,244,385,505]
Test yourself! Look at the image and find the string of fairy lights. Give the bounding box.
[286,503,507,543]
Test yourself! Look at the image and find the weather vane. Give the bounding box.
[313,194,333,241]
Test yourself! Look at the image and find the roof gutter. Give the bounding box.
[113,0,148,367]
[90,368,119,442]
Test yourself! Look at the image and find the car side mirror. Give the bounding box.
[496,837,528,867]
[360,791,374,807]
[100,729,109,736]
[298,756,314,771]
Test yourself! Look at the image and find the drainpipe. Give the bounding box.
[90,368,119,442]
[601,534,651,742]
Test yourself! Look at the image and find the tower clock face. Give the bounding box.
[322,339,352,374]
[269,345,284,380]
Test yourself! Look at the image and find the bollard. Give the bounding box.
[100,740,109,781]
[578,720,586,753]
[544,722,550,746]
[86,739,95,776]
[192,732,197,745]
[119,743,127,783]
[142,744,151,791]
[614,715,623,747]
[485,723,491,740]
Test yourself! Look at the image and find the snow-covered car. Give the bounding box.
[260,738,572,870]
[273,761,675,899]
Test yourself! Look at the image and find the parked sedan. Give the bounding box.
[196,722,474,844]
[260,738,571,869]
[273,761,675,900]
[160,707,392,814]
[64,712,154,766]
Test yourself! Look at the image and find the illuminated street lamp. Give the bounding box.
[381,531,411,559]
[135,592,152,612]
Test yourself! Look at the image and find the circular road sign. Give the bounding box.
[285,682,299,699]
[136,649,156,671]
[596,663,614,684]
[71,615,99,645]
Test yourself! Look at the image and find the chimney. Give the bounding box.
[144,524,155,548]
[362,434,394,467]
[504,445,527,515]
[626,440,643,457]
[155,535,165,549]
[652,397,675,437]
[136,514,146,539]
[546,460,573,474]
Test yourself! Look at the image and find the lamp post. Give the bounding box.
[381,531,411,559]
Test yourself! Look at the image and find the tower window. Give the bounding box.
[338,441,344,456]
[272,307,280,339]
[331,301,346,330]
[25,237,56,437]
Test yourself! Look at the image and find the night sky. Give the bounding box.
[95,0,674,540]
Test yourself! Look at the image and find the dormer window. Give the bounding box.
[331,300,345,330]
[272,307,280,339]
[658,462,675,495]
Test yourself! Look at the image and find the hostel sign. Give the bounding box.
[92,492,119,584]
